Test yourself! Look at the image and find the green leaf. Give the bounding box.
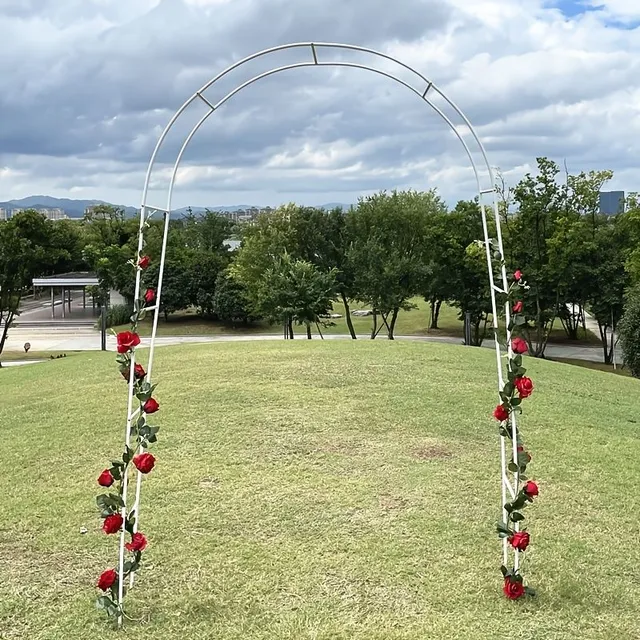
[508,462,519,473]
[511,397,522,407]
[524,586,537,597]
[513,355,523,367]
[122,446,134,465]
[500,565,508,577]
[510,512,525,523]
[96,595,112,611]
[514,315,527,326]
[503,382,514,397]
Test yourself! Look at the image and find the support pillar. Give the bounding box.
[62,288,66,318]
[51,288,55,318]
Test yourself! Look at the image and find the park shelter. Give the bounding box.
[32,272,100,319]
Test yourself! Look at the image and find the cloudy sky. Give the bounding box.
[1,0,639,209]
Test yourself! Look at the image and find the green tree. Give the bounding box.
[0,210,73,364]
[348,190,443,339]
[256,254,337,339]
[213,269,255,326]
[619,285,640,378]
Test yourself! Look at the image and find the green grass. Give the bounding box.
[1,341,638,639]
[550,357,632,377]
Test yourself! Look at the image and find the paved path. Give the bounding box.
[3,327,606,363]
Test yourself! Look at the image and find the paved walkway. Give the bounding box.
[3,328,607,363]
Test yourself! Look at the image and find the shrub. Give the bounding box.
[105,304,133,329]
[619,285,640,378]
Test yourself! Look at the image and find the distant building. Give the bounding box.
[0,208,9,221]
[9,207,69,220]
[599,191,625,216]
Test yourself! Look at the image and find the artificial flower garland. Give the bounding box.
[94,255,160,620]
[494,269,538,599]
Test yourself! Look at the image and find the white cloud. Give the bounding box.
[0,0,638,209]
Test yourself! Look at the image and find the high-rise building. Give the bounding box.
[0,208,9,221]
[599,191,625,216]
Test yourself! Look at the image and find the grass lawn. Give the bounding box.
[1,341,638,639]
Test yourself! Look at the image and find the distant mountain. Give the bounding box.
[0,196,138,218]
[0,196,354,219]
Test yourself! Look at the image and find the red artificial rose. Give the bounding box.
[133,452,156,474]
[97,568,117,591]
[509,531,530,552]
[493,405,510,422]
[514,376,534,399]
[513,301,523,314]
[98,469,114,487]
[144,288,155,304]
[103,513,124,535]
[503,576,525,600]
[121,363,146,381]
[511,337,528,355]
[125,532,148,552]
[116,331,141,354]
[523,481,539,498]
[514,270,523,281]
[138,255,151,269]
[143,398,159,414]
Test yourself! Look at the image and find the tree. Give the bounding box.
[619,285,640,378]
[0,210,73,364]
[348,190,442,339]
[143,259,192,320]
[255,254,337,339]
[188,251,228,317]
[213,269,255,326]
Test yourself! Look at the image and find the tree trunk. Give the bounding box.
[288,317,294,339]
[371,312,377,339]
[306,322,312,340]
[597,321,613,364]
[341,292,357,340]
[388,307,399,340]
[0,311,15,368]
[429,298,442,329]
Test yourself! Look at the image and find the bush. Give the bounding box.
[105,304,133,329]
[619,285,640,378]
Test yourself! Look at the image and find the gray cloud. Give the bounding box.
[0,0,638,209]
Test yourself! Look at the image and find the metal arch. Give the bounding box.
[124,42,521,599]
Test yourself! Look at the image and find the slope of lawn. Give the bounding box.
[0,340,638,639]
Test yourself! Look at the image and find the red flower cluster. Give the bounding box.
[138,255,151,270]
[103,514,124,535]
[513,301,523,314]
[116,331,140,354]
[508,531,530,551]
[523,481,539,497]
[144,288,155,304]
[513,270,523,282]
[121,363,146,381]
[125,532,148,552]
[143,398,159,414]
[514,376,534,399]
[98,469,114,487]
[493,405,510,422]
[133,453,155,474]
[511,337,528,355]
[97,568,117,591]
[503,577,525,600]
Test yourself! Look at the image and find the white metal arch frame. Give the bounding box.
[123,42,521,602]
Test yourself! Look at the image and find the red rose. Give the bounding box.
[508,531,530,551]
[143,398,159,414]
[125,532,148,552]
[121,363,146,381]
[103,513,123,535]
[138,255,151,269]
[513,301,523,314]
[514,270,523,281]
[503,576,525,600]
[511,337,528,355]
[523,481,539,498]
[514,376,534,399]
[493,405,510,422]
[144,288,155,304]
[98,469,114,487]
[133,452,155,474]
[116,331,140,354]
[97,568,117,591]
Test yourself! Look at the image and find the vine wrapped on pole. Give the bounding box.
[94,254,161,624]
[494,268,539,599]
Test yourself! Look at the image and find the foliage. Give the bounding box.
[105,304,134,329]
[212,269,255,325]
[619,285,640,378]
[256,253,338,338]
[348,190,444,339]
[0,210,75,363]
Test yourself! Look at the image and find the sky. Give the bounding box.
[0,0,639,209]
